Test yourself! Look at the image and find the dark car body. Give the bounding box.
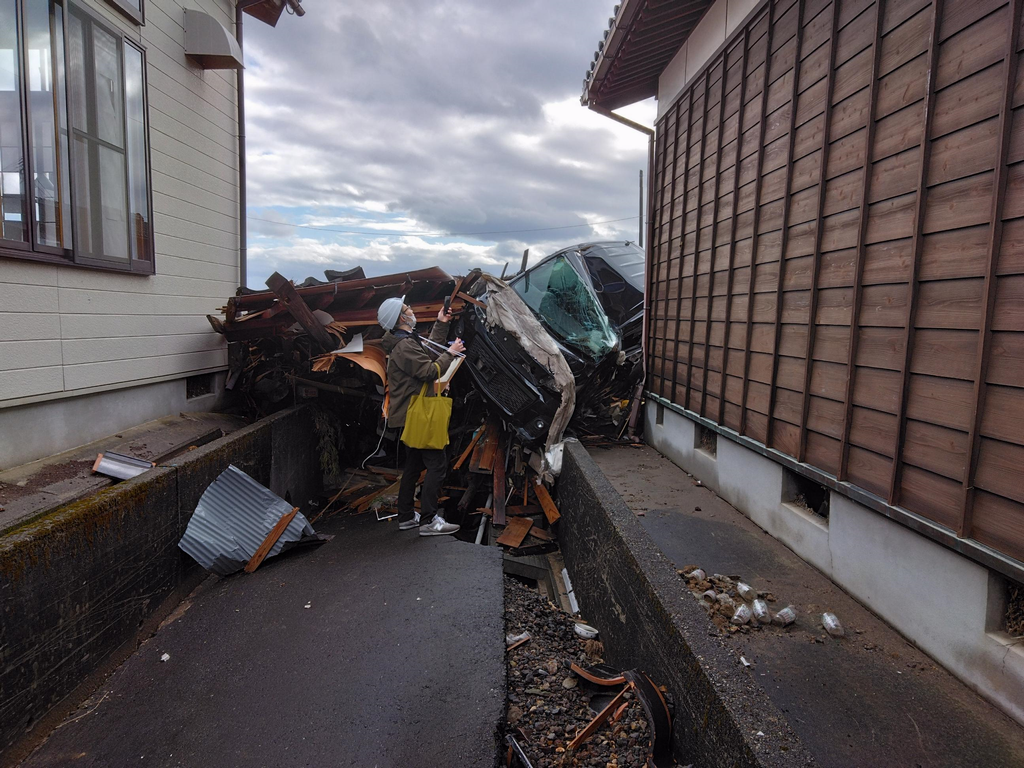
[463,241,645,443]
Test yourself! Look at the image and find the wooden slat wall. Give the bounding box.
[647,0,1024,564]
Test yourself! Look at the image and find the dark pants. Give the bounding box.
[397,445,448,523]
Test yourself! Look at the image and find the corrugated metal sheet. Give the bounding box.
[178,465,315,576]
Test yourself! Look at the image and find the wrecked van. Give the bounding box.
[462,241,645,444]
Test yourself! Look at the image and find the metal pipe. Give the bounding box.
[235,1,265,290]
[475,493,493,545]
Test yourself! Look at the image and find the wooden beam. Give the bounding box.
[697,57,730,418]
[533,481,561,525]
[453,426,483,470]
[680,69,714,410]
[764,0,807,454]
[668,87,696,405]
[645,110,668,396]
[738,3,777,437]
[492,440,507,526]
[888,0,944,505]
[716,29,753,425]
[960,0,1023,538]
[837,0,886,482]
[244,507,299,573]
[797,0,841,463]
[265,272,339,352]
[652,99,679,399]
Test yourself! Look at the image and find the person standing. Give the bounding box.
[378,297,465,536]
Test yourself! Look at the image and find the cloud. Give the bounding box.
[242,0,655,288]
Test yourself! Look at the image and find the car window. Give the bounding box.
[514,255,619,358]
[582,254,645,327]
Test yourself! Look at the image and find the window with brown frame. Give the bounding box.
[0,0,153,273]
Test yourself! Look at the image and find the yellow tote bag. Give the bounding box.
[400,365,452,450]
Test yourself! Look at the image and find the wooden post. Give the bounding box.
[266,272,337,351]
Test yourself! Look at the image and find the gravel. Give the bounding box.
[503,576,683,768]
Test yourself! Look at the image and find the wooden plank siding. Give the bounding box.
[648,0,1024,565]
[0,0,236,405]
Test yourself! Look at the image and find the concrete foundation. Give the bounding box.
[645,400,1024,727]
[0,373,226,471]
[557,441,814,768]
[0,406,321,754]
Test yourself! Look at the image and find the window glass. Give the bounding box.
[91,23,122,147]
[26,0,64,247]
[124,41,148,260]
[582,254,644,327]
[53,1,71,248]
[0,0,28,243]
[68,6,129,262]
[513,255,619,359]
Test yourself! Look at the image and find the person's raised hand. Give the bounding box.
[448,338,465,355]
[437,308,453,323]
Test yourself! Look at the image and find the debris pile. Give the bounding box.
[678,567,845,640]
[504,577,676,768]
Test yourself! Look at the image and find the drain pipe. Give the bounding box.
[475,493,493,545]
[235,1,265,291]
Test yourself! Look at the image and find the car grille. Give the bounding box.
[466,342,536,414]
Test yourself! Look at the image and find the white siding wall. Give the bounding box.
[0,0,238,409]
[657,0,761,118]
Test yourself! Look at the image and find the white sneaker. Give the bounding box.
[419,516,460,536]
[398,513,421,531]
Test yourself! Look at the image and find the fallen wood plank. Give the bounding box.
[567,682,634,751]
[244,507,299,573]
[526,527,555,542]
[478,426,500,473]
[453,427,483,470]
[367,466,401,479]
[265,272,337,351]
[505,505,543,517]
[457,291,486,309]
[533,482,561,525]
[496,516,533,547]
[493,441,507,526]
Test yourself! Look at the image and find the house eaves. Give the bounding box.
[582,0,714,111]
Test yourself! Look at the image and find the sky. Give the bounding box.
[241,0,656,289]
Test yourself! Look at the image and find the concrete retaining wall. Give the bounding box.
[0,406,321,753]
[645,400,1024,728]
[557,441,814,768]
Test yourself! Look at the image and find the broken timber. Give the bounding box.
[265,272,337,352]
[245,507,299,573]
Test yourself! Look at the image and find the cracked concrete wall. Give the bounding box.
[645,400,1024,728]
[0,406,321,753]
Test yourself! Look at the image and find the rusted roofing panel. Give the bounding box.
[583,0,714,111]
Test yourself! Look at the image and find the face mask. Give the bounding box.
[402,309,417,328]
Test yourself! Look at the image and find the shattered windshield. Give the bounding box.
[513,255,619,359]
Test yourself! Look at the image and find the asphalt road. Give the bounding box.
[22,513,505,768]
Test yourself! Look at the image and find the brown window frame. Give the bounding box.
[0,0,155,275]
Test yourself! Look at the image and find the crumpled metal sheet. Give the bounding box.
[178,465,315,576]
[481,274,576,452]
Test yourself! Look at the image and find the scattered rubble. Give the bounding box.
[504,577,678,768]
[676,566,844,640]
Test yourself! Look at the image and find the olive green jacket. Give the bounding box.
[381,321,454,429]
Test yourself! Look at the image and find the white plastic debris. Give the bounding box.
[160,653,171,662]
[822,612,845,637]
[304,602,311,609]
[740,656,751,668]
[731,604,752,625]
[752,599,772,624]
[506,631,531,647]
[773,605,797,626]
[686,568,706,581]
[736,582,756,602]
[574,623,599,640]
